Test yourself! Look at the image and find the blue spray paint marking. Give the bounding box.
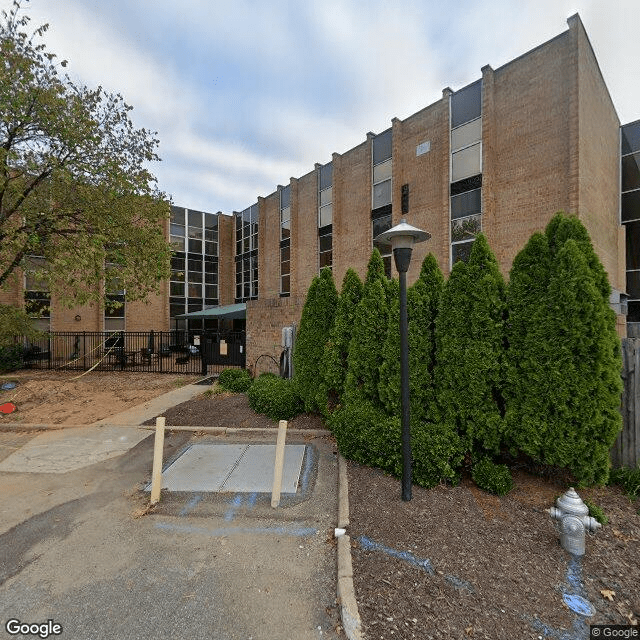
[246,492,258,508]
[298,446,314,494]
[356,536,435,575]
[224,494,243,522]
[156,522,318,538]
[179,494,203,517]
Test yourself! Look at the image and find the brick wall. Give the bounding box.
[246,296,306,375]
[258,192,281,299]
[291,169,319,296]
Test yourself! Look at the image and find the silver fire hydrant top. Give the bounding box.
[548,487,601,556]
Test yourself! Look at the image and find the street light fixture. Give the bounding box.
[374,218,430,501]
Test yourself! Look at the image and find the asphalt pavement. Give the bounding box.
[0,405,345,639]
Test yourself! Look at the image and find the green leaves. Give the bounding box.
[0,1,171,305]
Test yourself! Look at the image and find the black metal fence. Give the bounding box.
[14,330,245,376]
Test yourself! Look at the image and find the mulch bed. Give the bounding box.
[146,390,640,639]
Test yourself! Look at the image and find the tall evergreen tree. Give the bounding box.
[344,249,390,407]
[292,267,338,413]
[434,234,506,455]
[506,213,622,484]
[322,268,363,410]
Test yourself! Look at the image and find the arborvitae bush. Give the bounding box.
[506,214,622,485]
[434,234,506,457]
[292,267,338,413]
[412,421,463,487]
[322,268,363,410]
[471,458,513,496]
[218,368,253,393]
[247,373,302,421]
[344,249,390,407]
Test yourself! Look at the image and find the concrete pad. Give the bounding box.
[152,443,306,493]
[0,425,149,474]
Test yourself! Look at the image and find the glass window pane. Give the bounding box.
[451,187,482,219]
[205,285,217,299]
[319,234,332,252]
[171,269,185,282]
[319,204,332,227]
[373,179,392,209]
[204,213,218,230]
[622,153,640,192]
[235,214,242,231]
[281,260,290,275]
[170,282,185,296]
[236,285,242,300]
[188,283,202,297]
[623,191,640,223]
[281,245,290,262]
[280,186,290,209]
[170,236,185,251]
[204,241,216,256]
[622,122,640,155]
[204,228,216,241]
[451,143,482,182]
[373,158,392,183]
[373,129,392,164]
[105,317,125,331]
[281,220,290,240]
[451,80,482,128]
[452,240,474,264]
[188,257,202,271]
[188,271,202,283]
[281,206,291,223]
[451,214,482,242]
[170,206,185,225]
[281,275,290,293]
[205,270,218,284]
[372,214,392,240]
[626,271,640,299]
[188,239,202,253]
[628,301,640,322]
[626,220,640,270]
[320,251,332,269]
[320,186,333,206]
[319,163,333,191]
[188,226,203,240]
[170,223,185,236]
[188,210,202,227]
[451,118,482,152]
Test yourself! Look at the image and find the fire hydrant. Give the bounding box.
[548,488,601,555]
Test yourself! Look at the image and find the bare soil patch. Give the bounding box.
[0,370,198,425]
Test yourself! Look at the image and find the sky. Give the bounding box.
[3,0,639,215]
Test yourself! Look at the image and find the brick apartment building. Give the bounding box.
[1,14,637,373]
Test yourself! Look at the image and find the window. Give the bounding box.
[372,211,393,278]
[24,256,50,332]
[104,263,125,332]
[280,187,291,295]
[234,203,258,302]
[450,80,482,265]
[318,162,333,271]
[372,130,392,211]
[170,205,219,329]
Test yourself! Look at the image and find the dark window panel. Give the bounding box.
[452,240,475,264]
[188,239,202,253]
[622,153,640,192]
[319,234,332,252]
[628,300,640,322]
[170,282,185,296]
[281,245,290,262]
[319,162,333,190]
[170,206,185,225]
[204,212,218,230]
[281,260,290,275]
[170,303,185,319]
[319,251,332,269]
[626,271,640,299]
[280,185,290,209]
[622,121,640,155]
[281,275,290,293]
[451,188,482,219]
[188,209,203,228]
[626,220,640,270]
[188,257,203,271]
[372,213,392,240]
[171,256,185,270]
[188,283,202,297]
[451,79,482,128]
[171,269,185,282]
[451,174,482,196]
[373,129,392,165]
[188,271,202,283]
[622,191,640,222]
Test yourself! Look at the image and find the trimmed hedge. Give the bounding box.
[247,373,302,421]
[471,458,513,496]
[218,368,253,392]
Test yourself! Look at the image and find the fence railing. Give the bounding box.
[615,338,640,469]
[14,330,245,376]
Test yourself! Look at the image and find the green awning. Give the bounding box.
[177,303,246,320]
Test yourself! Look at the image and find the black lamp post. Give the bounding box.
[374,219,430,501]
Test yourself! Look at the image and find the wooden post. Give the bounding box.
[150,416,166,504]
[271,420,288,508]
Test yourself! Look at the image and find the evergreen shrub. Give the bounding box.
[218,368,253,393]
[0,344,23,372]
[293,267,338,414]
[471,458,513,496]
[412,421,463,488]
[247,373,302,421]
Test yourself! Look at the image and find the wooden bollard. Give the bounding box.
[150,416,165,504]
[271,420,287,508]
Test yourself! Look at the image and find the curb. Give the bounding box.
[138,425,332,438]
[337,454,364,640]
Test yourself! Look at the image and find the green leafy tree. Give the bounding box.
[0,1,171,307]
[0,303,42,347]
[506,214,622,485]
[292,267,338,413]
[322,268,363,409]
[434,234,506,456]
[344,249,390,407]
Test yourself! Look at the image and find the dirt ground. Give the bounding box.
[0,370,198,425]
[3,378,638,638]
